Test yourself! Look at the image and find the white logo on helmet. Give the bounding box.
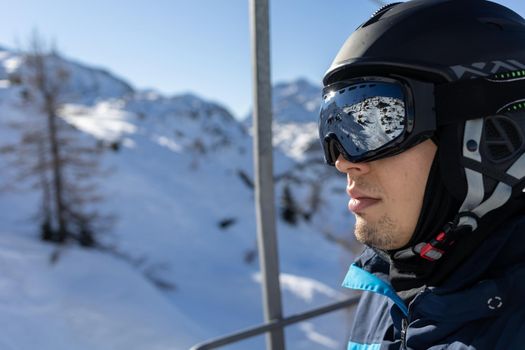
[451,60,525,79]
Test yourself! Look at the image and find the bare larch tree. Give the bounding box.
[0,34,114,246]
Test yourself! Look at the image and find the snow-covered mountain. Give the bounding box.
[0,48,133,105]
[272,78,321,124]
[245,78,323,163]
[0,46,359,350]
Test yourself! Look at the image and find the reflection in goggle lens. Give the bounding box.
[320,80,408,162]
[342,96,405,151]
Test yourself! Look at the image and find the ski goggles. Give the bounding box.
[319,76,436,165]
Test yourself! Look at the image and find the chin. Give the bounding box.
[353,215,405,250]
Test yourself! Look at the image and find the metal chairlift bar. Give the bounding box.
[250,0,285,348]
[193,0,382,348]
[189,296,360,350]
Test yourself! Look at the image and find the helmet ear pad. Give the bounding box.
[483,114,525,164]
[438,113,525,204]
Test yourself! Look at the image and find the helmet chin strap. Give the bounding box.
[415,118,525,261]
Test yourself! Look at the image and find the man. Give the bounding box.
[318,0,525,349]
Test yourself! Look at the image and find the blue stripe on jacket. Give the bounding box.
[347,340,381,350]
[342,263,408,316]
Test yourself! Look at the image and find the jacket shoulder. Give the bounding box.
[349,291,398,348]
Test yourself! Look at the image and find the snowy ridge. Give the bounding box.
[272,78,321,124]
[0,46,133,105]
[271,79,322,162]
[0,46,358,350]
[244,78,321,125]
[245,78,323,162]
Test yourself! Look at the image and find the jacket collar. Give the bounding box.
[343,215,525,321]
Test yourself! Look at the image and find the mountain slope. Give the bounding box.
[0,232,204,350]
[0,47,358,350]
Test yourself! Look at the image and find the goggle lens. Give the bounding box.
[319,78,409,164]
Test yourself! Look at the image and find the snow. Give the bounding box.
[271,78,321,124]
[298,322,340,349]
[60,102,137,142]
[154,135,183,153]
[272,122,319,161]
[252,272,344,303]
[0,232,204,350]
[0,46,360,350]
[3,56,21,74]
[245,78,324,162]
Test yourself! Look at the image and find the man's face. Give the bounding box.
[335,139,437,250]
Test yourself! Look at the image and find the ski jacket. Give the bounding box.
[343,215,525,350]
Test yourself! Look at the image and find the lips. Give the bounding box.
[348,197,380,213]
[346,187,380,214]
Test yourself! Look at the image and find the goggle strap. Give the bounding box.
[444,118,514,231]
[436,75,525,125]
[459,119,485,212]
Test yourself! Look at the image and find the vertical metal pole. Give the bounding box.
[249,0,285,350]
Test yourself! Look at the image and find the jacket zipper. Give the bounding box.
[400,317,408,349]
[400,288,430,349]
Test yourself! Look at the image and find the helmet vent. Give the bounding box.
[483,115,524,162]
[361,2,403,28]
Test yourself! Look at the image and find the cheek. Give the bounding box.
[403,164,432,222]
[382,166,428,227]
[384,169,417,203]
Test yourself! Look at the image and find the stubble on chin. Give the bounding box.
[354,214,398,250]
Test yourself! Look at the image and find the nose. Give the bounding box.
[334,154,371,175]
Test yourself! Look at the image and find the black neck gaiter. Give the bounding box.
[386,153,460,299]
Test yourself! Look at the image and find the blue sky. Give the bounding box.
[0,0,524,119]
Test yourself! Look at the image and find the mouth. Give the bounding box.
[348,197,380,214]
[346,187,380,214]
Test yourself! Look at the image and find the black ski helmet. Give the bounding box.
[324,0,525,85]
[321,0,525,261]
